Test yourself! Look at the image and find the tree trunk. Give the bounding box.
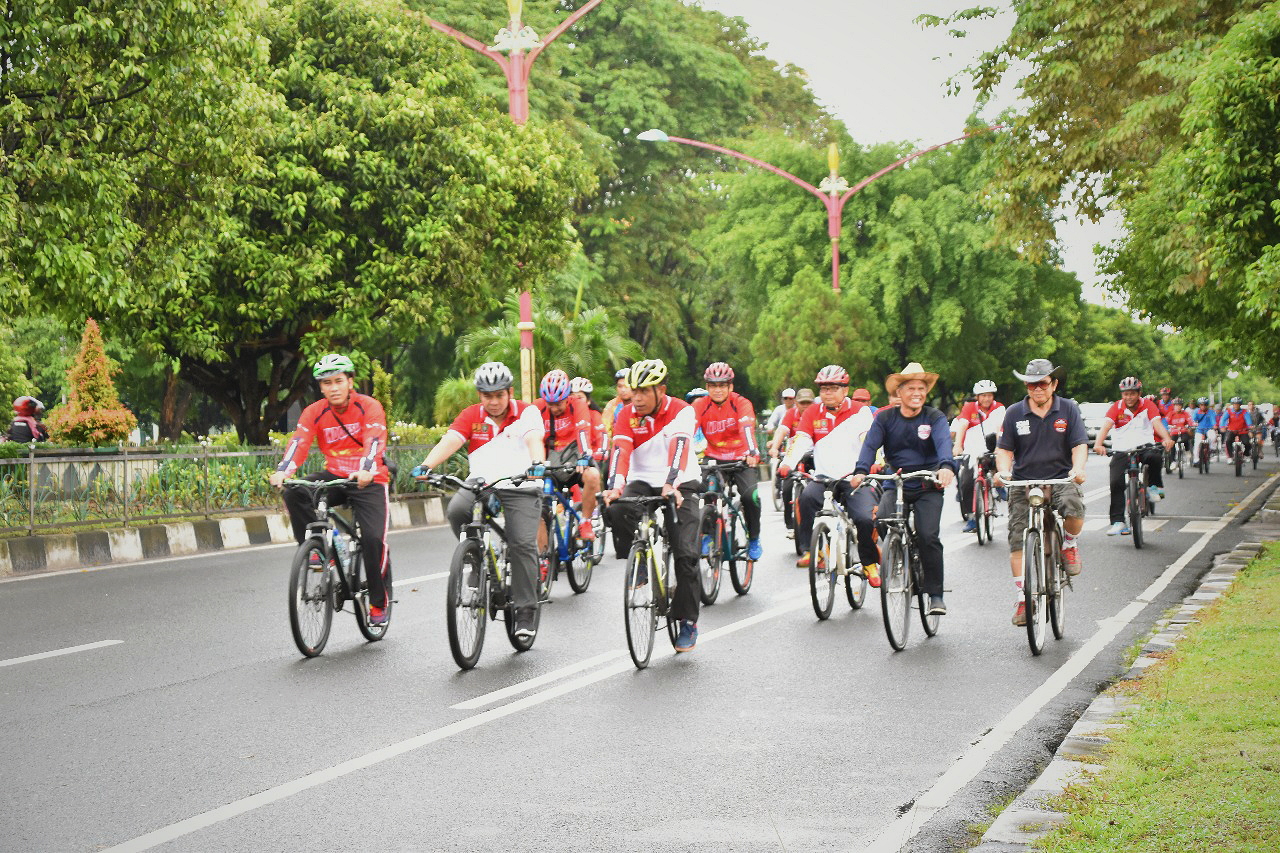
[158,366,194,441]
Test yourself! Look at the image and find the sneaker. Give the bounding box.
[513,608,536,641]
[307,551,324,571]
[1106,521,1129,536]
[578,520,595,541]
[796,551,811,568]
[368,604,388,626]
[1148,486,1165,502]
[928,595,947,616]
[674,620,698,652]
[785,529,795,540]
[701,535,712,557]
[1011,600,1027,626]
[747,539,763,561]
[1061,547,1082,576]
[962,518,978,533]
[864,563,881,588]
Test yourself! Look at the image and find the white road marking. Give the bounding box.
[393,572,448,587]
[0,640,123,669]
[857,471,1278,853]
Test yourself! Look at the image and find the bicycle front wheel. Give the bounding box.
[698,506,723,605]
[808,522,836,620]
[288,541,334,658]
[1176,447,1185,479]
[917,550,940,638]
[1128,476,1144,549]
[728,511,753,595]
[623,542,657,669]
[1046,526,1067,641]
[355,554,392,642]
[880,531,910,651]
[975,477,991,546]
[844,527,867,610]
[1023,529,1047,655]
[566,515,594,594]
[446,539,488,670]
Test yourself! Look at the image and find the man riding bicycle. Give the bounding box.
[603,358,703,653]
[952,379,1006,534]
[1165,398,1194,457]
[1093,376,1175,536]
[1191,397,1217,462]
[767,387,815,535]
[1217,397,1254,460]
[692,361,763,561]
[993,359,1088,627]
[535,369,601,542]
[849,362,957,615]
[270,354,393,626]
[414,362,547,641]
[778,365,878,581]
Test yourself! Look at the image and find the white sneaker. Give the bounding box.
[1148,486,1164,502]
[1107,521,1129,536]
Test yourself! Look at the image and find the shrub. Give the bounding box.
[45,319,137,446]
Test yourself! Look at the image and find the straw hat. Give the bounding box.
[884,362,939,397]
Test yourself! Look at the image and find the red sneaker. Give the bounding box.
[578,520,595,541]
[1061,547,1082,576]
[368,605,388,626]
[1012,601,1027,627]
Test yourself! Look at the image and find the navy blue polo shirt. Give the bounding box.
[998,395,1088,479]
[855,405,957,488]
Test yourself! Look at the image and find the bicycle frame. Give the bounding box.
[290,480,367,614]
[701,461,747,561]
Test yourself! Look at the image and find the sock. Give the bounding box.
[1063,533,1078,550]
[1013,577,1024,600]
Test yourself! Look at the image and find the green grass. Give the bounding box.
[1037,544,1280,852]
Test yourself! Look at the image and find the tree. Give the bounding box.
[45,319,137,446]
[0,327,34,404]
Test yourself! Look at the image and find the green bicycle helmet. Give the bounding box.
[313,353,355,379]
[628,359,668,389]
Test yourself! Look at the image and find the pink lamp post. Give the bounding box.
[636,126,1001,293]
[422,0,605,400]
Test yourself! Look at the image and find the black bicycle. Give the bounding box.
[698,459,755,604]
[1004,478,1076,655]
[1107,443,1159,549]
[283,478,393,658]
[864,470,941,651]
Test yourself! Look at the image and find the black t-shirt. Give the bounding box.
[998,396,1088,480]
[7,417,49,443]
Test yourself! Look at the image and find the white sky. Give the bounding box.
[688,0,1121,298]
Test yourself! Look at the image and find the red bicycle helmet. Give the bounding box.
[12,396,43,416]
[814,365,850,386]
[703,362,735,383]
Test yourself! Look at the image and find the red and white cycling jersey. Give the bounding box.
[1104,398,1163,452]
[781,398,875,477]
[446,400,544,487]
[534,396,592,455]
[692,392,759,461]
[953,400,1005,458]
[277,393,390,483]
[609,395,700,488]
[1166,410,1194,436]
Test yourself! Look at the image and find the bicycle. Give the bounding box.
[1272,425,1280,459]
[864,469,942,651]
[614,495,680,669]
[698,459,756,605]
[1168,436,1187,480]
[1250,428,1263,470]
[1107,443,1159,550]
[1196,431,1213,475]
[1003,478,1076,655]
[426,472,544,670]
[1227,430,1247,477]
[798,471,875,619]
[283,478,393,658]
[541,465,604,595]
[957,453,996,546]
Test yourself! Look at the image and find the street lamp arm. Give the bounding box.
[663,136,826,202]
[528,0,605,63]
[421,16,510,71]
[837,124,1003,212]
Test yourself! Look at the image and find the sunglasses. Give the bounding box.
[1024,379,1053,389]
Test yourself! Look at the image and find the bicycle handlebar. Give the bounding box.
[424,472,533,494]
[1104,442,1161,457]
[1001,478,1078,487]
[281,476,358,491]
[862,470,940,484]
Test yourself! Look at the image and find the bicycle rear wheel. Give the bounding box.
[698,506,723,605]
[566,515,594,594]
[974,478,990,546]
[1127,477,1144,549]
[590,508,607,566]
[1046,526,1067,641]
[288,541,334,658]
[1023,529,1047,655]
[844,528,867,610]
[808,522,836,620]
[915,547,940,637]
[354,554,391,642]
[1235,446,1244,477]
[446,539,487,670]
[624,542,657,669]
[1176,447,1184,479]
[728,511,753,595]
[880,531,910,651]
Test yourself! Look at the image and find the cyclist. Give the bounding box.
[765,388,797,433]
[535,369,601,542]
[270,354,393,626]
[778,366,877,577]
[1165,398,1195,458]
[692,362,763,561]
[1245,401,1267,452]
[851,387,876,413]
[952,379,1006,533]
[7,396,49,443]
[850,362,956,614]
[603,358,703,652]
[1093,377,1175,536]
[1192,397,1217,463]
[570,377,606,463]
[602,367,633,442]
[1217,396,1253,460]
[414,362,546,640]
[767,387,815,534]
[1155,387,1175,418]
[993,359,1088,626]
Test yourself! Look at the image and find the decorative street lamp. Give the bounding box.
[421,0,605,400]
[636,126,1002,293]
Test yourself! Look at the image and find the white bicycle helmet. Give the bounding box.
[474,362,514,392]
[973,379,997,395]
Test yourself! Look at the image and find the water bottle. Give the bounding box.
[331,529,350,571]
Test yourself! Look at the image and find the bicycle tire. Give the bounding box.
[540,506,558,600]
[565,512,594,594]
[1046,525,1067,641]
[446,538,487,670]
[1235,446,1244,477]
[1252,443,1260,470]
[354,553,392,642]
[728,510,753,595]
[288,541,334,658]
[808,522,836,620]
[1023,528,1047,655]
[1128,476,1144,549]
[982,480,994,543]
[623,541,657,669]
[916,547,940,637]
[662,542,679,649]
[698,506,723,605]
[974,477,989,546]
[1177,447,1184,479]
[793,492,806,555]
[770,470,783,512]
[589,509,607,567]
[844,528,867,610]
[880,531,910,651]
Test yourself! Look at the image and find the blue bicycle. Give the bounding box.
[542,464,605,594]
[698,459,755,604]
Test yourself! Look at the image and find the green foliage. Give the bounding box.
[433,377,481,426]
[0,327,34,404]
[371,362,395,423]
[44,319,138,446]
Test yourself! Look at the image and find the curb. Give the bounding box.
[0,494,446,578]
[969,500,1280,850]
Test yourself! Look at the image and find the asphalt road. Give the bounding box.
[2,452,1275,853]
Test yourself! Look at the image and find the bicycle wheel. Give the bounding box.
[589,508,607,567]
[697,506,723,605]
[540,506,559,600]
[1022,529,1047,655]
[566,514,594,594]
[1176,447,1184,479]
[728,511,753,595]
[1127,476,1144,549]
[446,539,487,670]
[1235,446,1244,477]
[844,527,867,610]
[770,467,783,511]
[974,478,989,546]
[916,548,940,637]
[1252,443,1260,470]
[981,480,994,542]
[1046,526,1067,641]
[880,531,910,651]
[623,541,657,669]
[808,521,836,620]
[288,541,334,658]
[354,554,392,642]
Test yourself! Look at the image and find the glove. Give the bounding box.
[777,464,791,479]
[527,463,546,479]
[410,465,429,479]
